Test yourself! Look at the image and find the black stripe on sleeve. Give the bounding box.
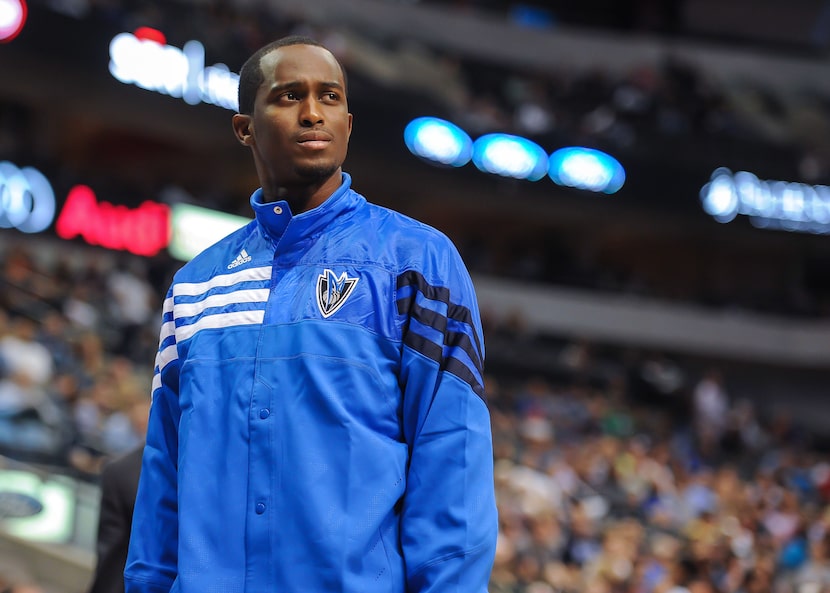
[396,270,485,400]
[397,270,483,355]
[405,302,483,375]
[402,331,485,400]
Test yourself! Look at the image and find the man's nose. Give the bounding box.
[300,98,323,126]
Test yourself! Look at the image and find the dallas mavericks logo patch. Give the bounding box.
[316,269,359,318]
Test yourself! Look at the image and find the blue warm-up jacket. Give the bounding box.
[124,173,498,593]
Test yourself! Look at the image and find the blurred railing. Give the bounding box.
[474,273,830,367]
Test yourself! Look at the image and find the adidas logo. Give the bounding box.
[227,249,252,269]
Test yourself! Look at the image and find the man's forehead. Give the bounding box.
[259,44,342,80]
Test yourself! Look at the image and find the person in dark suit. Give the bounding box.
[88,445,143,593]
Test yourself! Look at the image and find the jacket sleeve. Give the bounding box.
[396,245,498,593]
[125,289,181,593]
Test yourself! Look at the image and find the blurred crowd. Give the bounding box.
[0,242,167,474]
[486,351,830,593]
[2,238,830,593]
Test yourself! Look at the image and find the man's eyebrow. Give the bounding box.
[267,81,344,94]
[267,81,301,95]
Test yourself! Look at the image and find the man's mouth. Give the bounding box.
[297,132,332,150]
[298,140,331,150]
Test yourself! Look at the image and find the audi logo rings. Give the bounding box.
[0,161,56,233]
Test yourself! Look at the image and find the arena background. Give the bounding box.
[1,1,830,592]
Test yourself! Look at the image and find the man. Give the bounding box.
[88,445,143,593]
[125,35,497,593]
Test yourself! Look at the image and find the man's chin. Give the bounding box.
[295,163,339,184]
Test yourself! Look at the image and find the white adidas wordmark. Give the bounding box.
[227,249,252,269]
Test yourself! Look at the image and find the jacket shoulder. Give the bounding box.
[172,221,258,284]
[359,203,464,276]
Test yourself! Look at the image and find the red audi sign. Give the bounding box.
[55,185,171,256]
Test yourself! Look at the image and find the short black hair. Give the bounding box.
[236,35,347,115]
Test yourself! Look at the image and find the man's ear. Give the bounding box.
[232,114,253,146]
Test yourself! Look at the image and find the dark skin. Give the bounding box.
[232,44,353,214]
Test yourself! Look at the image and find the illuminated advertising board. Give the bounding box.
[0,468,75,543]
[109,28,239,111]
[1,160,251,260]
[168,203,250,261]
[55,185,171,256]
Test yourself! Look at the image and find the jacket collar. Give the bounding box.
[249,173,359,247]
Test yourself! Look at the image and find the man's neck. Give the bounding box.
[266,171,342,214]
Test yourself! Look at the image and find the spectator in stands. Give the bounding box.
[106,257,156,361]
[692,368,729,460]
[0,315,53,388]
[0,314,66,459]
[88,444,144,593]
